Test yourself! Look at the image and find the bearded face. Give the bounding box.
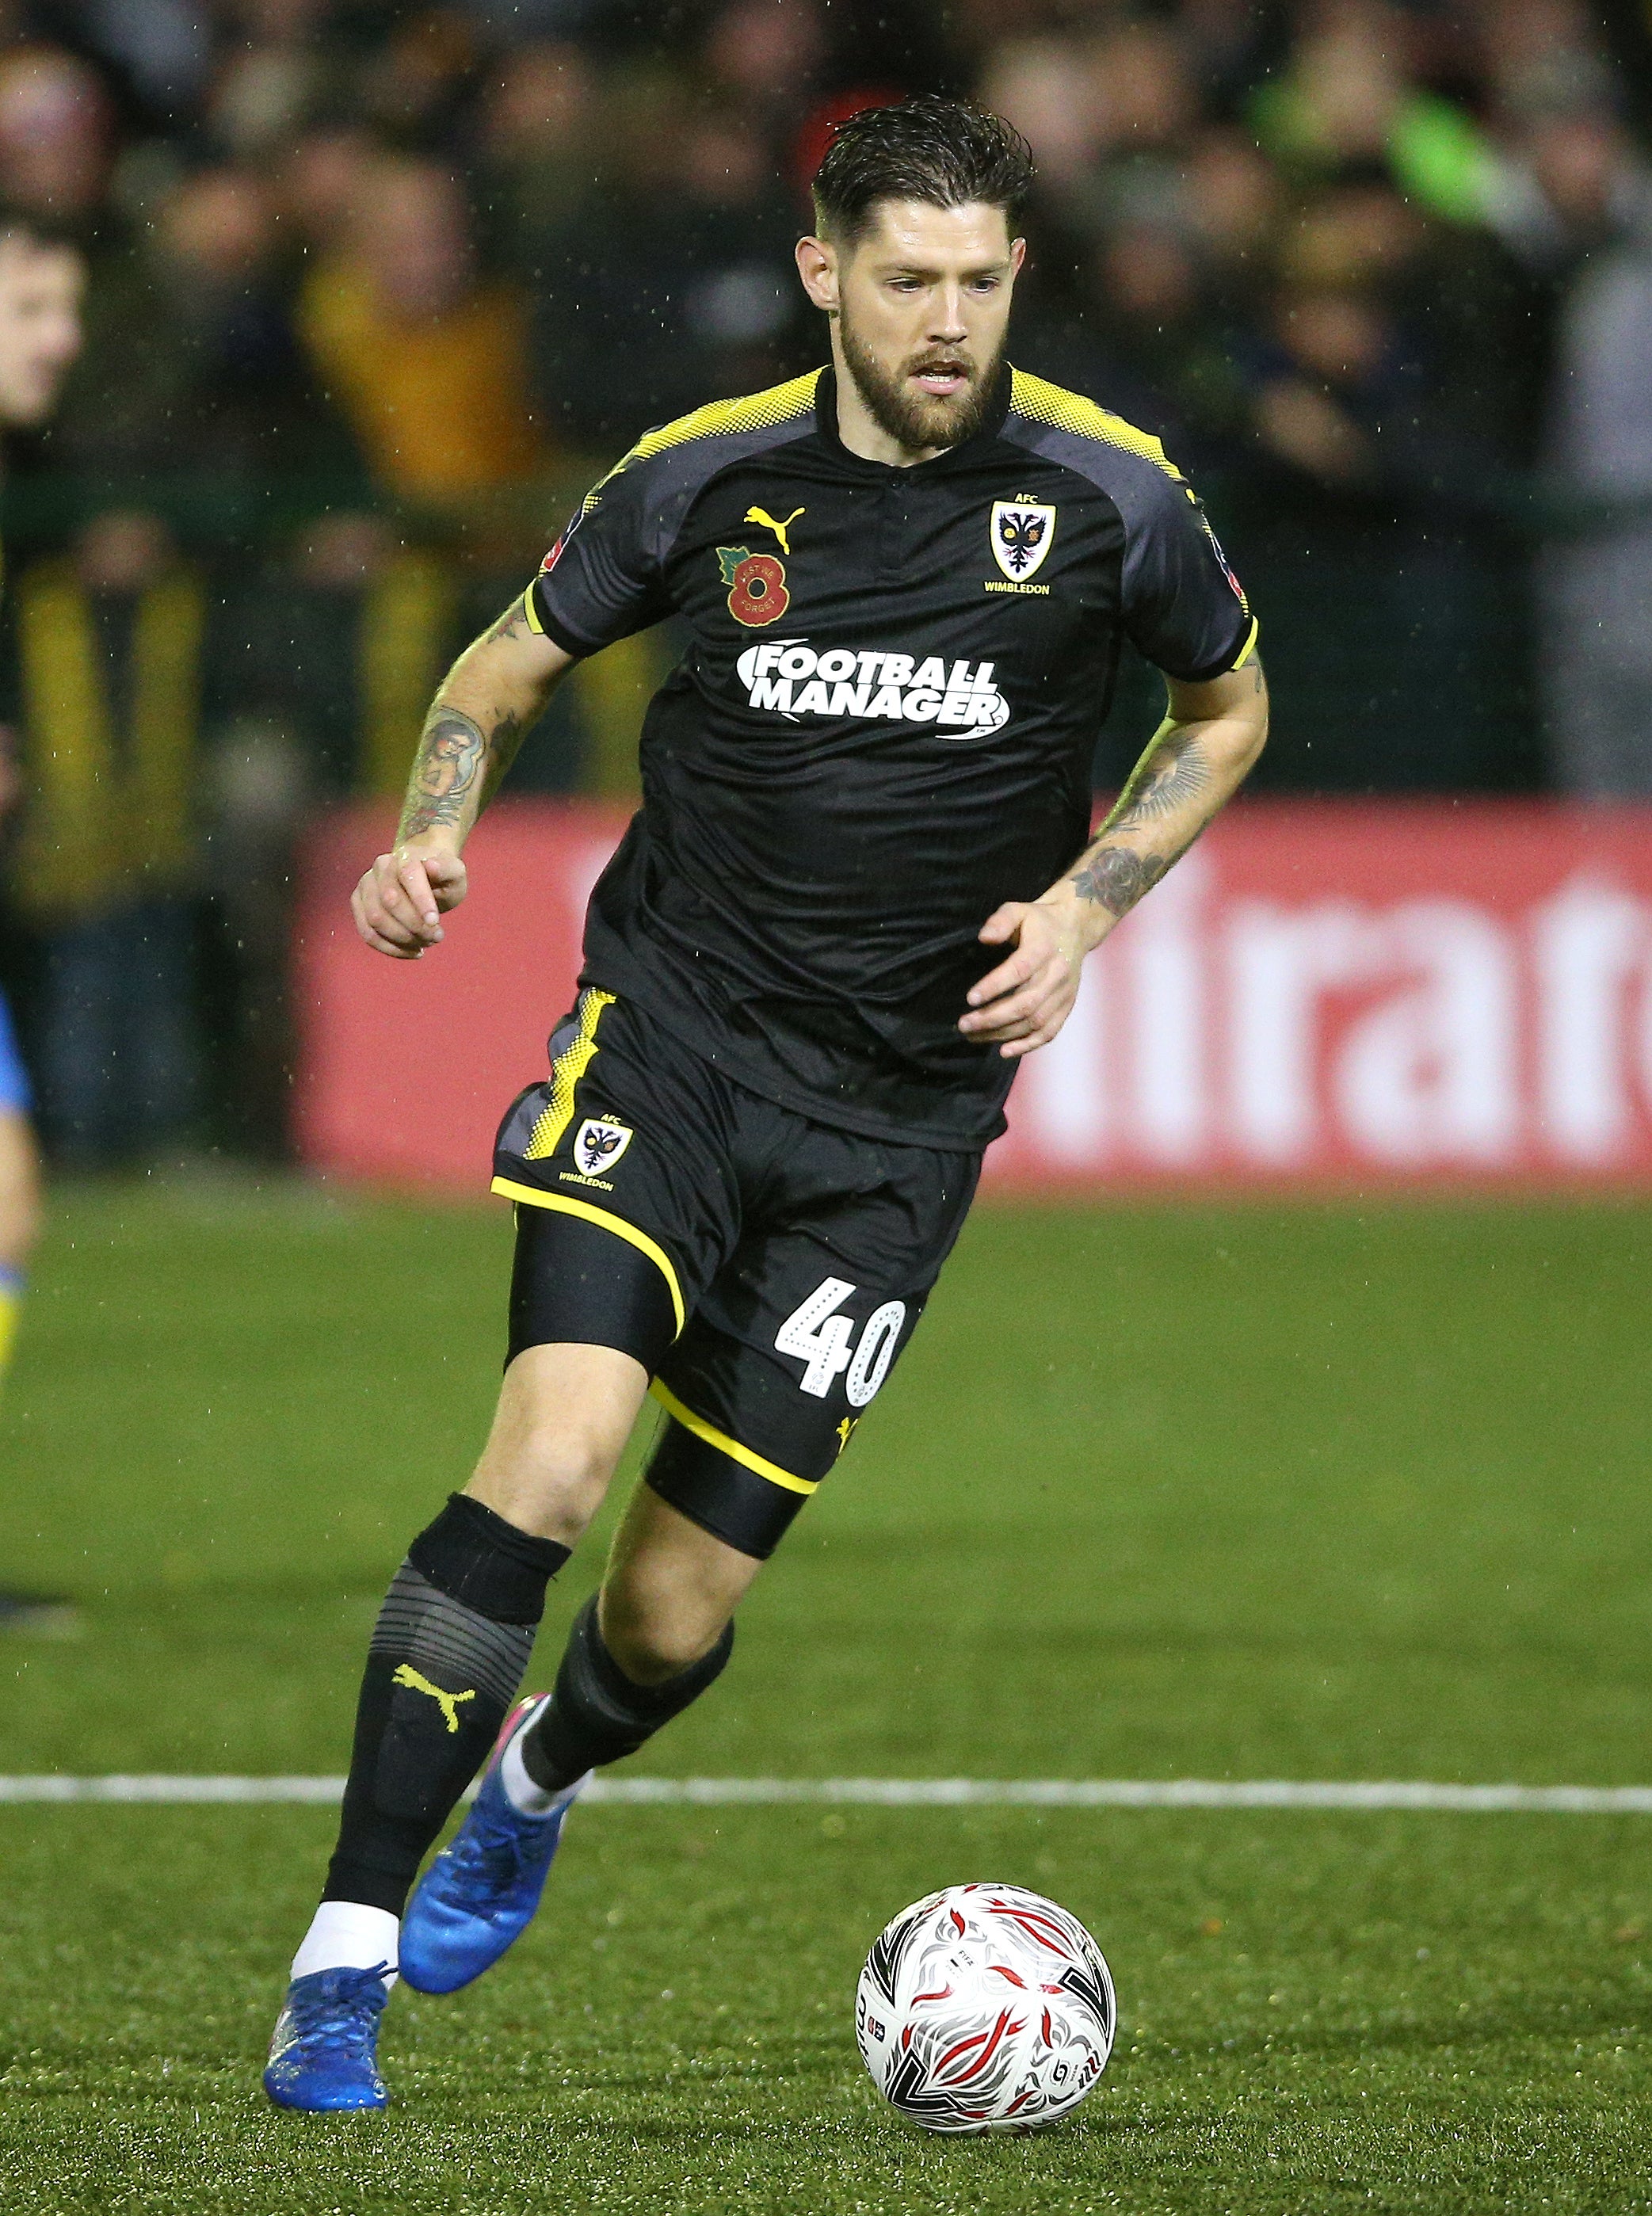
[815,198,1021,460]
[837,291,1008,454]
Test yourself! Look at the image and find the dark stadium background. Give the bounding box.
[6,8,1652,2212]
[0,0,1648,1165]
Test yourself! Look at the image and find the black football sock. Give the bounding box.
[322,1493,570,1915]
[520,1593,734,1794]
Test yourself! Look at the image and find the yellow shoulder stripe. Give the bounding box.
[648,1379,818,1497]
[1009,369,1183,484]
[581,371,822,517]
[490,1181,686,1338]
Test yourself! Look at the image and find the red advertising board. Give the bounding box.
[295,798,1652,1192]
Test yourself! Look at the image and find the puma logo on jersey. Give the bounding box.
[391,1664,475,1734]
[744,505,803,554]
[734,639,1009,738]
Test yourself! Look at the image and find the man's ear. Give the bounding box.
[1009,237,1027,278]
[795,234,839,315]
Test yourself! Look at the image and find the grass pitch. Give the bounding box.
[2,1182,1650,2212]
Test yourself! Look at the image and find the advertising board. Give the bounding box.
[296,800,1652,1190]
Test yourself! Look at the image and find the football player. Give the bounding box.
[265,96,1267,2109]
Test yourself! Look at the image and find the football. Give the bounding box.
[854,1882,1116,2134]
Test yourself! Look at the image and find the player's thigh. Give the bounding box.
[467,1341,651,1544]
[600,1478,764,1681]
[646,1130,982,1561]
[494,988,740,1370]
[479,990,743,1540]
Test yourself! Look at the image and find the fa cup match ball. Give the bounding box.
[855,1883,1116,2134]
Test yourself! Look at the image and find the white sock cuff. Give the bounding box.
[499,1695,574,1816]
[292,1901,400,1987]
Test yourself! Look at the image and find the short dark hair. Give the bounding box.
[811,96,1036,246]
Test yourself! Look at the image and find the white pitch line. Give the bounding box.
[3,1776,1652,1811]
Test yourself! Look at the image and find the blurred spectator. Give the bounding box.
[1528,113,1652,795]
[523,76,807,448]
[702,0,826,149]
[74,1,215,128]
[0,205,82,1629]
[278,124,378,255]
[357,8,482,146]
[152,164,362,488]
[475,40,599,261]
[12,509,205,1166]
[0,48,113,227]
[205,0,347,163]
[1184,126,1284,297]
[298,154,544,503]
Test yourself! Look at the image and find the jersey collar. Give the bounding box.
[812,362,1011,478]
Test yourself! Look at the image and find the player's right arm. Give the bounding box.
[352,596,577,959]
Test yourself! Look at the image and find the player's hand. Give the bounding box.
[960,898,1087,1058]
[351,840,468,959]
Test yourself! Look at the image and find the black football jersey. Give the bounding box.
[525,364,1255,1148]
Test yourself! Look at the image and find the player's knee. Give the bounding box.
[513,1420,613,1507]
[602,1589,729,1685]
[470,1415,620,1548]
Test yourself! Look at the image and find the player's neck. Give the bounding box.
[828,343,952,469]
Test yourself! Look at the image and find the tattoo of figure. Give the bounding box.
[400,709,487,837]
[399,699,526,841]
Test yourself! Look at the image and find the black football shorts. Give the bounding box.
[493,989,981,1559]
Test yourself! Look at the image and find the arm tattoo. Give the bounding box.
[482,597,531,646]
[402,708,484,837]
[1069,844,1170,917]
[1070,726,1217,916]
[395,596,546,841]
[1108,730,1212,831]
[398,706,521,840]
[1070,667,1261,919]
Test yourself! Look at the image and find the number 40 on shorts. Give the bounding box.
[775,1280,906,1406]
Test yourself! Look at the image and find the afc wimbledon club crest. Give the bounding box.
[574,1117,632,1178]
[990,498,1056,582]
[717,545,790,626]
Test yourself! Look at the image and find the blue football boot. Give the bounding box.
[399,1696,589,1995]
[263,1962,392,2111]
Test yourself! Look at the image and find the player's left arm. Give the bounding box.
[959,658,1269,1058]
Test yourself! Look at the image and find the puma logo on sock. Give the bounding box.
[391,1664,476,1734]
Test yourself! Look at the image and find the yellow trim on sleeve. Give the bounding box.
[1009,369,1184,484]
[521,586,544,635]
[490,1180,685,1337]
[523,988,615,1161]
[647,1378,818,1497]
[578,372,822,519]
[1230,616,1260,669]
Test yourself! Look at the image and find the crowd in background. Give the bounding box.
[0,0,1648,1165]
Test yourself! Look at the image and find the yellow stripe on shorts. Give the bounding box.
[490,1180,686,1337]
[523,989,615,1162]
[648,1379,818,1497]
